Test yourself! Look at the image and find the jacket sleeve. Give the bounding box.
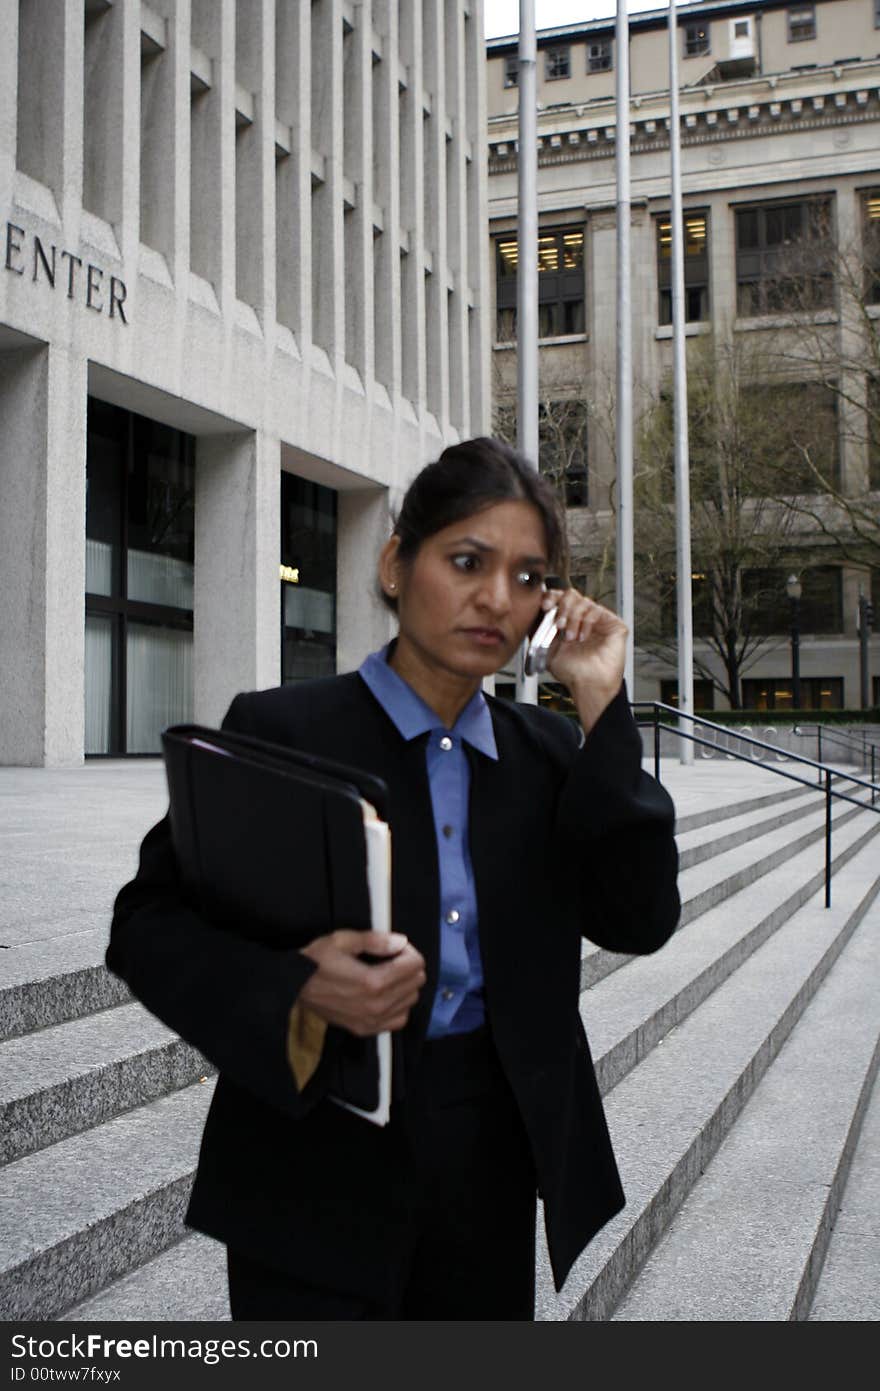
[556,686,681,955]
[104,694,325,1119]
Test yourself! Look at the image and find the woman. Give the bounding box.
[107,437,680,1321]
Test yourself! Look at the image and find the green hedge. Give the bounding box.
[652,708,880,727]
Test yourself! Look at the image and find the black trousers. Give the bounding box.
[227,1025,538,1320]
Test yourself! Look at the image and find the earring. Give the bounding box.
[388,581,397,592]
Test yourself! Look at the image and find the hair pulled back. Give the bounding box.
[383,437,563,611]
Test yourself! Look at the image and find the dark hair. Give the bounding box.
[382,437,563,611]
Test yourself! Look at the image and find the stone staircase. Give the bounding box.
[1,757,879,1322]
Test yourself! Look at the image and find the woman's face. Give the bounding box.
[382,499,550,682]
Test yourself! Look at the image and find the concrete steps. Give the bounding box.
[0,1081,215,1321]
[535,821,880,1321]
[2,760,879,1321]
[608,885,880,1321]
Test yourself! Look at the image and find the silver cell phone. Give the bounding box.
[524,606,559,676]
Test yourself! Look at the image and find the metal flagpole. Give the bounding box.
[516,0,539,704]
[669,0,694,762]
[615,0,634,694]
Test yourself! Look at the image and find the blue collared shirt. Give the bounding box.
[358,645,498,1038]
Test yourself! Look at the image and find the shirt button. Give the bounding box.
[442,824,454,839]
[445,908,461,924]
[441,988,455,1001]
[439,735,453,751]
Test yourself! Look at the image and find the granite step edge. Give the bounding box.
[561,869,880,1322]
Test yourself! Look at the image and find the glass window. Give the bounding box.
[735,197,833,316]
[742,566,843,635]
[787,5,816,42]
[746,382,839,493]
[544,46,570,81]
[741,677,843,711]
[587,40,612,73]
[84,613,114,755]
[281,473,337,683]
[85,399,195,756]
[863,189,880,305]
[126,620,193,754]
[684,22,710,57]
[503,54,518,88]
[657,210,710,324]
[660,678,715,711]
[495,226,585,342]
[660,571,714,638]
[538,400,589,507]
[126,420,195,608]
[868,377,880,489]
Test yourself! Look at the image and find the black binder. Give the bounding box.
[161,723,393,1123]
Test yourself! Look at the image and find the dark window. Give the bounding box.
[868,378,880,489]
[747,382,839,493]
[657,211,710,324]
[85,399,195,756]
[787,5,816,42]
[742,566,843,635]
[280,473,337,683]
[876,0,880,28]
[544,46,570,80]
[538,399,589,507]
[660,571,714,638]
[495,227,585,341]
[863,189,880,305]
[734,19,750,38]
[735,198,833,316]
[741,677,843,711]
[683,22,710,57]
[503,54,518,88]
[587,39,612,73]
[660,678,716,711]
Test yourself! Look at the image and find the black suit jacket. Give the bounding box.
[106,673,680,1301]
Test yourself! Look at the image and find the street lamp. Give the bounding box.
[786,574,802,710]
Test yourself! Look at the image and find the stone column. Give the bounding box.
[0,342,87,766]
[194,430,280,727]
[336,486,396,673]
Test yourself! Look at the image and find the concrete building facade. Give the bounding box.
[487,0,880,711]
[0,0,490,765]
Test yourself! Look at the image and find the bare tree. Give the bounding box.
[757,221,880,571]
[633,336,824,708]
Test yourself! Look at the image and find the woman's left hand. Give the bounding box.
[541,587,628,734]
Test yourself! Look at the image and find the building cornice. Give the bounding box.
[488,61,880,173]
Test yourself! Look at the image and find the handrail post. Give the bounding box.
[817,727,824,784]
[825,769,832,909]
[654,707,661,783]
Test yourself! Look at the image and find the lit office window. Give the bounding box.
[495,227,585,340]
[864,190,880,304]
[657,211,710,324]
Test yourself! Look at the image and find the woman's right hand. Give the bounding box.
[298,930,426,1036]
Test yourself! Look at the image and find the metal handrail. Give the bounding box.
[792,723,880,787]
[632,701,880,910]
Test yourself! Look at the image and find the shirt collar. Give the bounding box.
[358,644,498,760]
